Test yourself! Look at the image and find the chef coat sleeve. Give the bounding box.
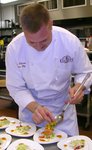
[72,37,92,91]
[5,44,35,110]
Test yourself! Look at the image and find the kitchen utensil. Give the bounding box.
[55,73,91,124]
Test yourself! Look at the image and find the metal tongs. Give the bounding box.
[55,73,91,124]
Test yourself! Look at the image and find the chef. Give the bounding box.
[5,4,92,136]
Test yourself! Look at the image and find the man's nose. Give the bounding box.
[35,42,42,50]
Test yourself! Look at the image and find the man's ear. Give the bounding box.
[48,20,53,30]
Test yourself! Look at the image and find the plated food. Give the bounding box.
[7,139,44,150]
[5,122,36,137]
[69,139,85,149]
[45,121,57,130]
[57,135,92,150]
[16,143,30,150]
[33,127,67,144]
[0,133,12,150]
[0,116,20,129]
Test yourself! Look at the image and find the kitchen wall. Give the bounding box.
[49,0,92,20]
[1,5,15,22]
[1,0,92,23]
[0,0,32,22]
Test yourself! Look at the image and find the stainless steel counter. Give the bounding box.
[41,143,59,150]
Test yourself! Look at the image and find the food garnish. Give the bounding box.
[16,143,31,150]
[69,139,85,150]
[39,121,62,142]
[45,121,57,130]
[0,137,7,146]
[39,128,55,142]
[11,125,31,135]
[0,118,10,127]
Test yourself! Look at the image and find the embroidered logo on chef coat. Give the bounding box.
[60,55,73,63]
[17,62,26,68]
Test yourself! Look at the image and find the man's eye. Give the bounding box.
[30,42,34,44]
[42,40,47,43]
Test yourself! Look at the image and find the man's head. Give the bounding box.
[20,4,53,51]
[20,3,51,33]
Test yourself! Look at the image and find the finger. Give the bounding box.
[43,110,55,122]
[38,107,54,122]
[76,92,84,104]
[74,89,84,100]
[65,87,76,104]
[33,106,51,123]
[69,87,75,98]
[32,112,44,124]
[70,92,84,104]
[33,105,55,123]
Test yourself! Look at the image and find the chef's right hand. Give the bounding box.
[32,104,55,124]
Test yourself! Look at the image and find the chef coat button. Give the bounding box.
[30,63,34,66]
[55,57,58,60]
[55,77,58,81]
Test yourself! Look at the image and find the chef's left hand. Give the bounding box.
[67,83,85,104]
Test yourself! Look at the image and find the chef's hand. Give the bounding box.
[67,83,85,104]
[32,105,55,124]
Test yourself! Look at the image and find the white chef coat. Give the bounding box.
[6,26,92,136]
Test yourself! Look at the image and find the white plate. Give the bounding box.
[0,133,12,150]
[33,127,67,144]
[57,135,92,150]
[0,116,20,129]
[5,122,36,137]
[7,139,44,150]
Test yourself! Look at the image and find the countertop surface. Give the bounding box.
[0,79,6,87]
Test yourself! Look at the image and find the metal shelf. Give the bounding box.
[76,93,92,129]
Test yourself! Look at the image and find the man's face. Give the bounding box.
[24,21,52,51]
